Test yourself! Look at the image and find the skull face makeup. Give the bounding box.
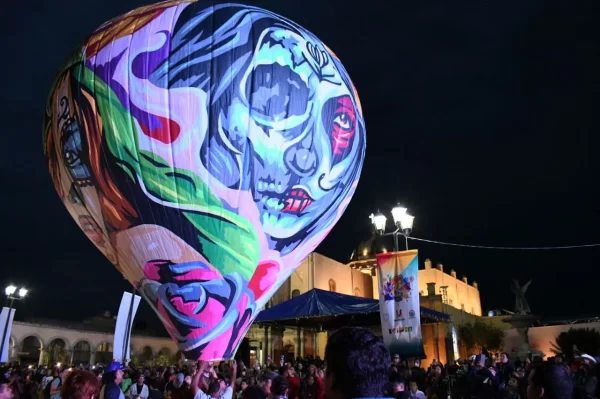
[148,3,365,254]
[44,1,365,361]
[242,28,362,249]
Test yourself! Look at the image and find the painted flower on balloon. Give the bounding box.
[140,259,280,360]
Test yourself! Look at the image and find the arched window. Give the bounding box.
[328,279,336,292]
[96,342,113,365]
[158,348,171,356]
[73,341,92,365]
[139,346,153,364]
[20,336,41,365]
[292,289,301,298]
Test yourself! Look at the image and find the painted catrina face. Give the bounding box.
[240,28,362,248]
[144,4,365,254]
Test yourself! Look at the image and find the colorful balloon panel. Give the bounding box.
[43,1,365,360]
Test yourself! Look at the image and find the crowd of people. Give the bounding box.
[1,327,599,399]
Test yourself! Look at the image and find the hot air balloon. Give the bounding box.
[43,1,365,361]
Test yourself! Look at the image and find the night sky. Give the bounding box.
[0,0,597,328]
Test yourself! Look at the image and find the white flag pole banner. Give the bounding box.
[376,250,425,358]
[113,291,141,363]
[0,307,16,363]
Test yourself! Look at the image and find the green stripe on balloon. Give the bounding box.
[76,64,260,281]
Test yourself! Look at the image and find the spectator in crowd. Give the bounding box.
[240,387,264,399]
[269,376,288,399]
[527,362,573,399]
[323,327,391,399]
[497,353,515,387]
[126,375,148,399]
[1,379,16,399]
[100,363,125,399]
[61,370,99,399]
[120,373,132,395]
[147,380,163,399]
[406,381,424,399]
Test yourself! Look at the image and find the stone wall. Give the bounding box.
[419,263,482,316]
[9,321,177,366]
[501,321,600,359]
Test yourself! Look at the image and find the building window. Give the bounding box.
[328,279,336,292]
[461,304,465,311]
[353,287,361,297]
[292,289,301,298]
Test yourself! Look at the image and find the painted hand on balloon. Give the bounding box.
[141,258,280,360]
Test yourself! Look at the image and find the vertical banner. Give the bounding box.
[113,292,141,363]
[0,307,16,363]
[376,250,425,358]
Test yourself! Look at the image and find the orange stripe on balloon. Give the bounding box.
[85,0,195,59]
[351,82,363,116]
[323,43,339,61]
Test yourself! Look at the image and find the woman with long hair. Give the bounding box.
[61,370,99,399]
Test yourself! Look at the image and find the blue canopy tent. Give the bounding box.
[255,288,449,329]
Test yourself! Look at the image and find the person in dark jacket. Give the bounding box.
[496,353,515,386]
[101,363,125,399]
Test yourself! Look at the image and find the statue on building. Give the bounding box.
[511,279,532,315]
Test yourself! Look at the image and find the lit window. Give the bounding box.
[328,279,336,292]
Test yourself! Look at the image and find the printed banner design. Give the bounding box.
[113,292,142,363]
[0,307,16,363]
[376,250,425,358]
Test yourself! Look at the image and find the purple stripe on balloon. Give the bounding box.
[90,50,131,110]
[90,46,173,136]
[89,50,125,89]
[131,30,171,80]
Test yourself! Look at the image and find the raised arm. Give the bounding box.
[192,361,209,395]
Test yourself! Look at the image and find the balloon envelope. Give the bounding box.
[44,1,365,360]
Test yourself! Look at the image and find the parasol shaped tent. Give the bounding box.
[254,288,449,330]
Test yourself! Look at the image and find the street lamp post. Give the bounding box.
[1,285,27,363]
[5,286,28,308]
[369,205,415,251]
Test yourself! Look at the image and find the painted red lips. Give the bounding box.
[282,189,313,214]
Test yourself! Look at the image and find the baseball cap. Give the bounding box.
[579,354,597,364]
[106,362,125,373]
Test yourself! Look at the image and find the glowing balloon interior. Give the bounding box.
[43,1,365,360]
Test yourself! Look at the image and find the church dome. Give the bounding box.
[348,232,396,262]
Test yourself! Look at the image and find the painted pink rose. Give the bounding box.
[139,259,281,360]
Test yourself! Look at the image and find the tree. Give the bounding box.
[551,328,600,358]
[129,352,174,368]
[45,344,69,366]
[458,320,505,353]
[154,353,171,366]
[129,353,142,369]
